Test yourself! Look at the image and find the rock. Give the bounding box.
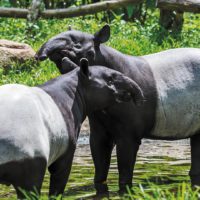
[0,39,35,68]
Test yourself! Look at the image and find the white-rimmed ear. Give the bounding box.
[80,58,89,77]
[94,24,110,44]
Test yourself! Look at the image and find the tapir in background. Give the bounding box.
[35,25,200,194]
[0,58,144,199]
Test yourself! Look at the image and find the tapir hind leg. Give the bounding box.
[0,157,46,199]
[190,133,200,186]
[48,142,76,198]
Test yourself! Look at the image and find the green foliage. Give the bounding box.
[0,59,58,86]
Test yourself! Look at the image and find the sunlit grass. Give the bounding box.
[125,182,200,200]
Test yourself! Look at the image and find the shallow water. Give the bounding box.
[0,134,191,199]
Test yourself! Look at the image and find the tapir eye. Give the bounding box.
[87,50,95,57]
[108,80,113,86]
[74,43,82,49]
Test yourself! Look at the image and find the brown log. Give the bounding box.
[41,0,143,18]
[0,0,143,19]
[0,8,28,18]
[157,0,200,13]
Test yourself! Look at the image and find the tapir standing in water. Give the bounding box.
[0,58,144,199]
[36,25,200,194]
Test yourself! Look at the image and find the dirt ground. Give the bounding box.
[76,125,191,165]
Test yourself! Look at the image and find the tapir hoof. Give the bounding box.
[95,182,109,194]
[94,192,109,200]
[118,183,133,196]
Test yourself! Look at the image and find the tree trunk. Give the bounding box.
[27,0,43,22]
[157,0,200,13]
[159,8,184,31]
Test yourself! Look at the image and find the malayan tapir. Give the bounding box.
[35,25,200,194]
[0,58,144,199]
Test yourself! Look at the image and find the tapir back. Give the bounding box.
[0,84,68,166]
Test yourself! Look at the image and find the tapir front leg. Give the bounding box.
[89,116,114,195]
[189,133,200,186]
[48,142,76,198]
[116,135,141,194]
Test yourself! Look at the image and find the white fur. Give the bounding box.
[0,84,68,166]
[143,48,200,138]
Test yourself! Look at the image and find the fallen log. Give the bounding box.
[41,0,143,18]
[0,7,28,18]
[0,0,143,19]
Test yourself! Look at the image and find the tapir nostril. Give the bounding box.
[34,54,39,60]
[38,55,48,61]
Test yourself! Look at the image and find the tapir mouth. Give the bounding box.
[60,50,80,74]
[35,54,47,61]
[59,49,81,65]
[35,46,78,64]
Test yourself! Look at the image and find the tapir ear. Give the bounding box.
[68,25,74,31]
[68,25,72,30]
[94,24,110,44]
[80,58,89,77]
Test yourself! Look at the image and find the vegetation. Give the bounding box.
[0,6,199,200]
[0,11,199,86]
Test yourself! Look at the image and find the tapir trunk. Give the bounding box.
[125,77,145,106]
[35,38,67,61]
[35,46,48,61]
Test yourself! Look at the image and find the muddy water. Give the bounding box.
[0,134,191,199]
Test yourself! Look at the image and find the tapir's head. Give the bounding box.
[35,25,110,74]
[78,58,144,112]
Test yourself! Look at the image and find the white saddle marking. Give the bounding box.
[144,48,200,138]
[0,84,68,166]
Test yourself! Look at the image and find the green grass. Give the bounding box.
[14,183,200,200]
[125,183,200,200]
[0,10,200,199]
